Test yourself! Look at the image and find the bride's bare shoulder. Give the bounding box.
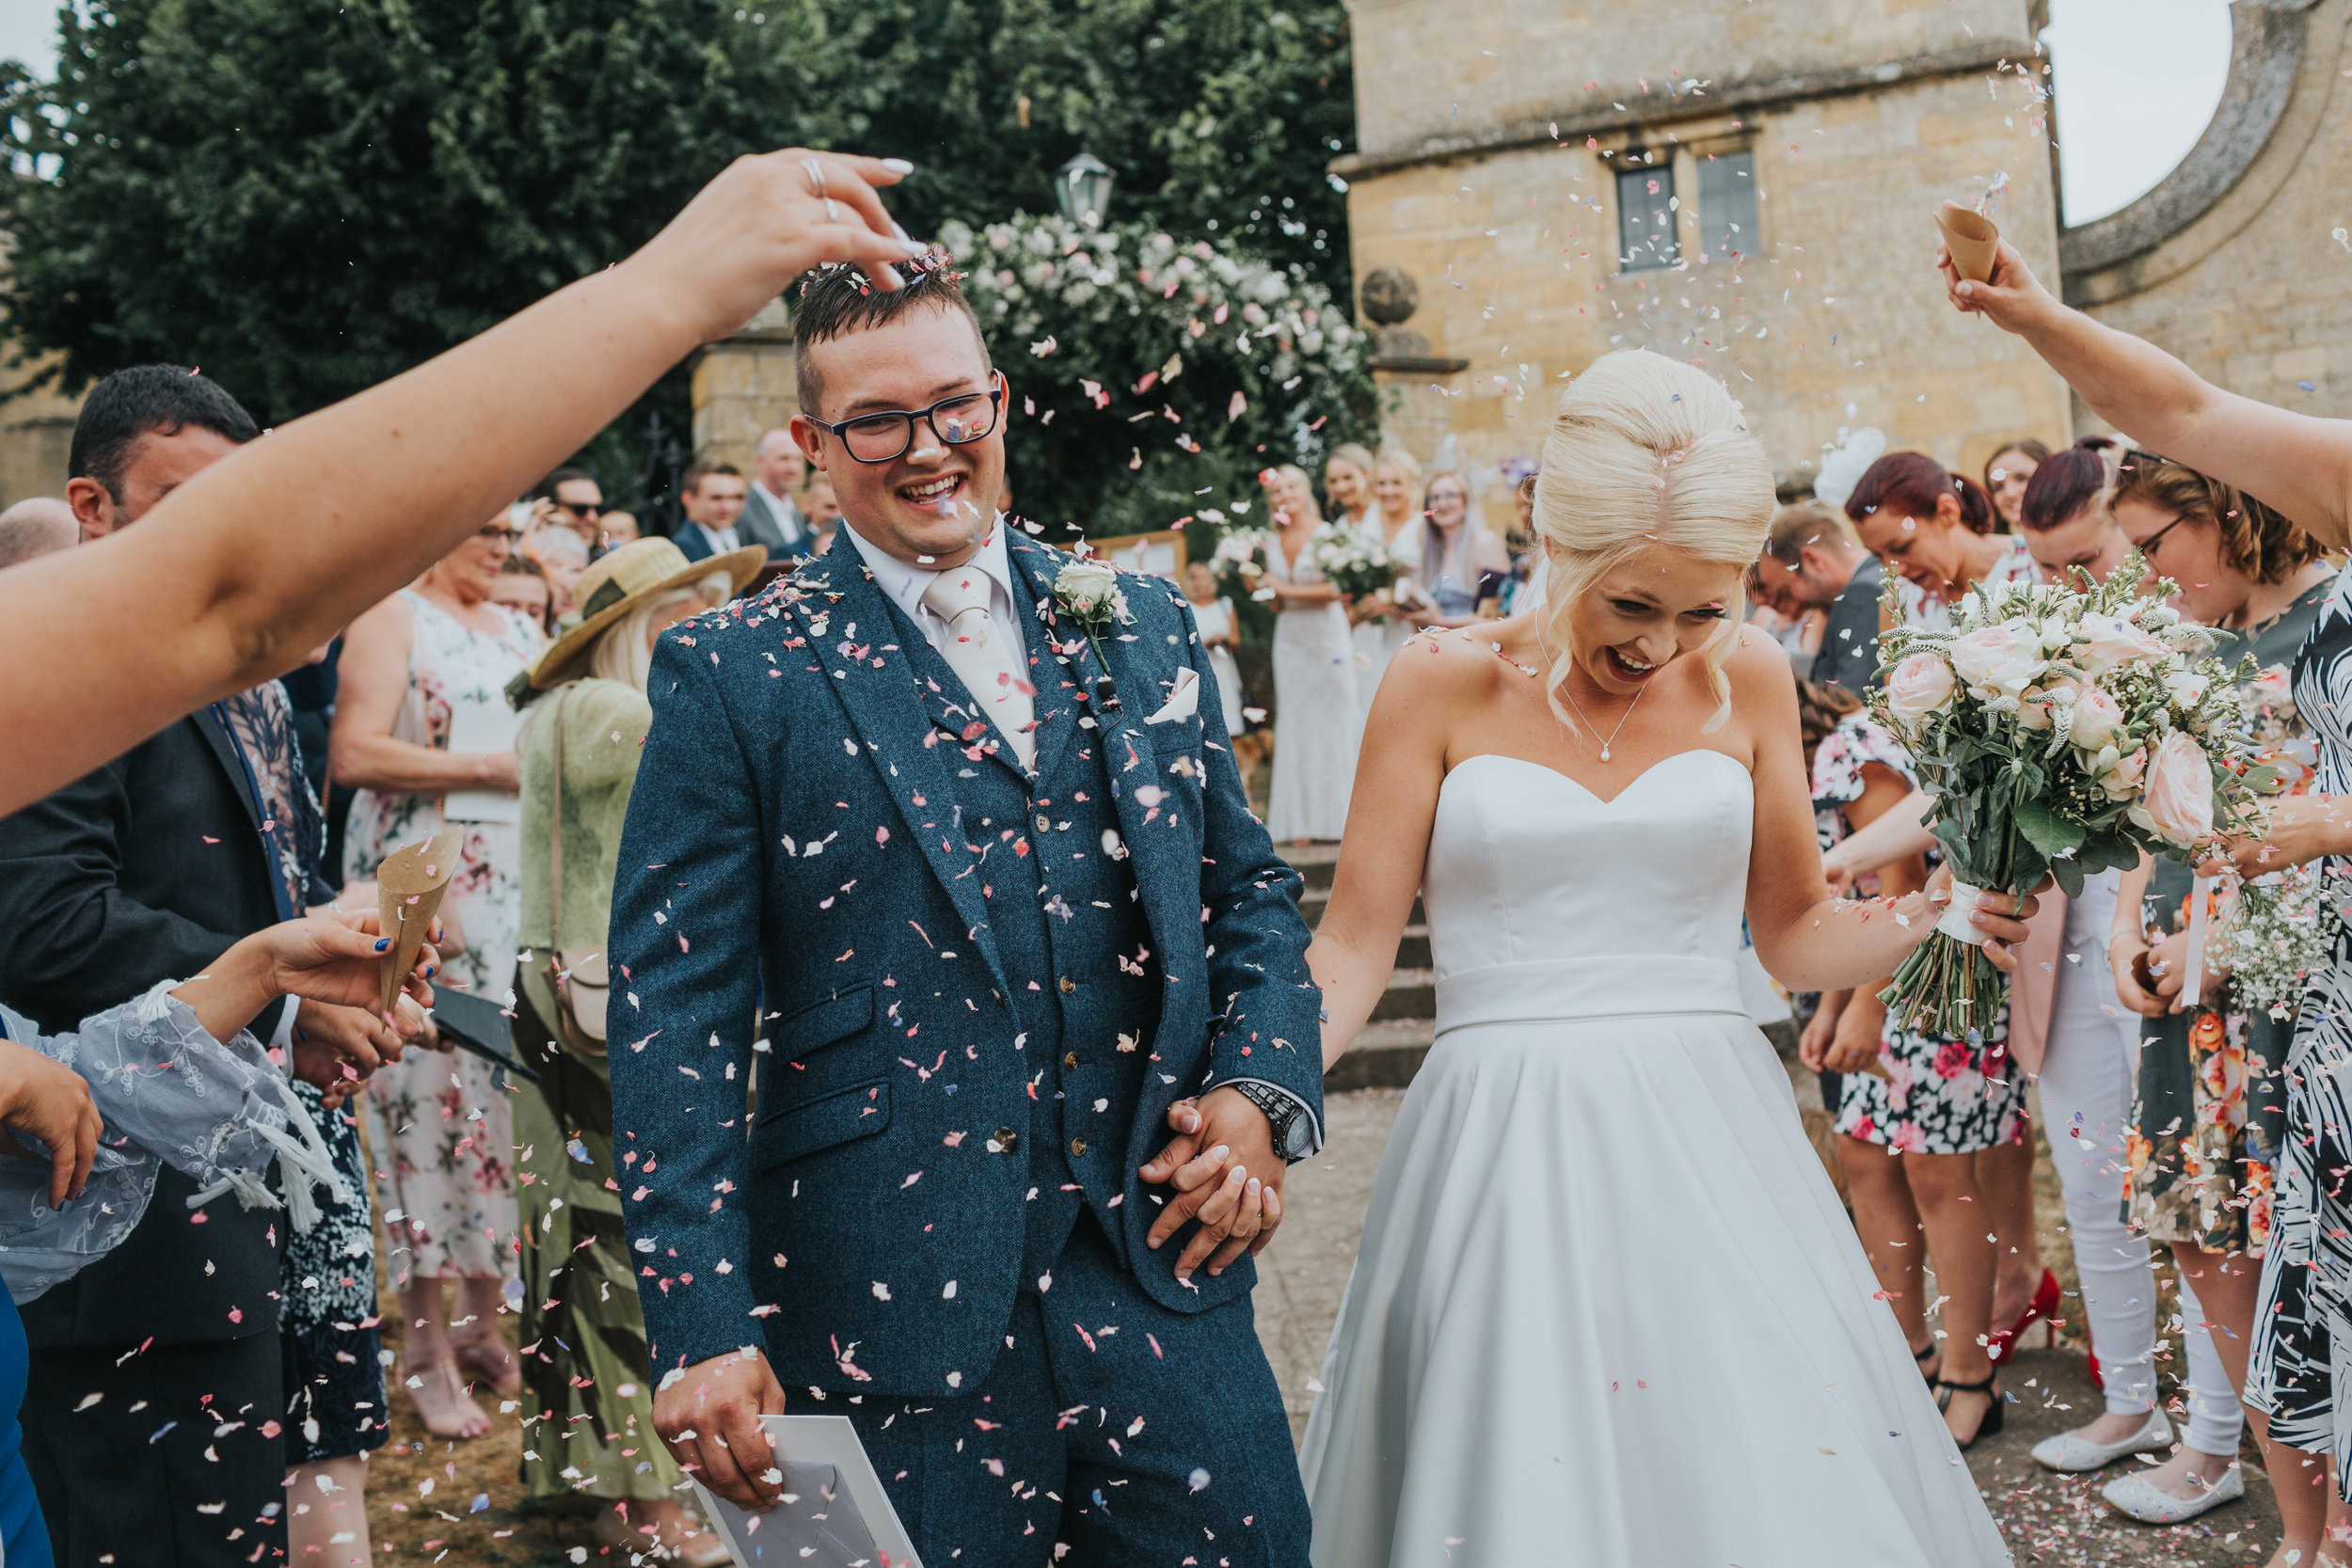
[1384,619,1545,705]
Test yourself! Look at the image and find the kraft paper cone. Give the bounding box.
[1936,201,2000,284]
[376,827,463,1012]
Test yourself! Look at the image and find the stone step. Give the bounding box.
[1296,887,1424,929]
[1324,1016,1434,1092]
[1371,968,1436,1022]
[1282,842,1341,890]
[1395,926,1432,971]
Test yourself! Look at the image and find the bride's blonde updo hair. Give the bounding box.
[1535,350,1776,733]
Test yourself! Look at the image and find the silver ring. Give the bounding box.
[801,157,828,201]
[824,197,841,222]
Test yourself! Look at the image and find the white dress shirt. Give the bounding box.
[694,520,742,556]
[842,520,1029,672]
[752,482,804,542]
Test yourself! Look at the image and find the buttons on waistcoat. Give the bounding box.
[993,1126,1020,1153]
[1036,813,1053,834]
[1058,975,1075,995]
[1063,1051,1080,1070]
[1069,1138,1089,1158]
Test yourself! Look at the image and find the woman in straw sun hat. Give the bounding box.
[509,534,760,1564]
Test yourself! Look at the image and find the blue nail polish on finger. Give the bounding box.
[373,938,390,952]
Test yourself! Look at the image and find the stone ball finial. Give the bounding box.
[1359,266,1419,326]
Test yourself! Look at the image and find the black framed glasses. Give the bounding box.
[811,380,1005,465]
[2134,512,2190,561]
[553,498,602,517]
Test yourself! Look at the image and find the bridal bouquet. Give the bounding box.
[1309,522,1406,599]
[1869,553,2265,1037]
[1206,520,1279,602]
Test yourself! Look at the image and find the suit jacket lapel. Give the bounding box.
[1008,541,1089,784]
[791,532,1014,1003]
[192,706,264,834]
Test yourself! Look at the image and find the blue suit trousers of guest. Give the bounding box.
[843,1215,1309,1567]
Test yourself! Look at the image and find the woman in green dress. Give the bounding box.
[511,535,764,1564]
[2106,453,2335,1531]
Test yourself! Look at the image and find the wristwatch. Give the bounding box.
[1228,1081,1313,1164]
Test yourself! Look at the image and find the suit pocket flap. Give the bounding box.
[753,1079,890,1170]
[774,984,874,1065]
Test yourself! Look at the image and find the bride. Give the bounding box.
[1297,351,2026,1566]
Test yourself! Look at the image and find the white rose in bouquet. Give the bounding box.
[1884,653,1956,729]
[2166,669,2212,710]
[1948,619,2044,697]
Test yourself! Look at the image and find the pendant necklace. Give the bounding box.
[1537,623,1646,762]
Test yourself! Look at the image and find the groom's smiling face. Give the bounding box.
[792,304,1006,570]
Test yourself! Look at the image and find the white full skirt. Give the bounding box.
[1298,1007,2010,1567]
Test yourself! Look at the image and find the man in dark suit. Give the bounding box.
[672,459,752,563]
[739,427,811,558]
[2,366,404,1567]
[1755,502,1886,694]
[611,262,1322,1562]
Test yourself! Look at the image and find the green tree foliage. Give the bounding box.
[0,0,1355,510]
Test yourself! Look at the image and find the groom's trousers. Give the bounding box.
[845,1213,1311,1565]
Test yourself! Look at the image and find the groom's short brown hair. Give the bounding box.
[792,259,991,415]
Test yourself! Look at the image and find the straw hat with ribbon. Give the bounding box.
[523,534,767,693]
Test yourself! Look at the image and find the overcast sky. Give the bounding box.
[0,1,2236,229]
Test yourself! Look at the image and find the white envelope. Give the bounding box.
[689,1415,926,1567]
[1145,667,1200,725]
[440,692,523,823]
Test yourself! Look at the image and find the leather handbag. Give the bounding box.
[542,685,611,1053]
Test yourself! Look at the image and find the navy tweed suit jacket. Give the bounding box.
[609,528,1323,1394]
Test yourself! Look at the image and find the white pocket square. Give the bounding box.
[1145,668,1200,725]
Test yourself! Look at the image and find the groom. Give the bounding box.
[610,259,1324,1560]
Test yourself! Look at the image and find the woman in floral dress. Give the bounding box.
[332,515,542,1439]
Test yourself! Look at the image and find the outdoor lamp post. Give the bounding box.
[1055,149,1116,230]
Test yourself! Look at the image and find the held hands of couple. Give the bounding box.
[1137,1085,1288,1283]
[653,1347,788,1512]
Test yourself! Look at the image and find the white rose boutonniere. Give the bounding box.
[1051,555,1132,707]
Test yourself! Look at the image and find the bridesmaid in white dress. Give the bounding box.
[1263,464,1359,841]
[1347,446,1426,710]
[1297,351,2031,1566]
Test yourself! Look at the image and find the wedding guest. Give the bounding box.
[1405,470,1510,630]
[0,498,74,568]
[541,467,605,548]
[1794,680,1925,1132]
[2016,437,2132,584]
[1262,464,1359,842]
[332,517,543,1440]
[491,554,557,637]
[1752,504,1884,695]
[740,428,811,557]
[597,509,642,548]
[0,365,399,1568]
[521,520,588,617]
[1846,451,2036,628]
[1982,437,2049,533]
[803,476,842,554]
[1346,446,1425,709]
[1185,560,1248,736]
[512,538,757,1565]
[673,460,750,563]
[1324,442,1375,533]
[2100,456,2333,1531]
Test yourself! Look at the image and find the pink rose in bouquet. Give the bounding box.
[2068,686,2124,749]
[1948,619,2043,696]
[2075,612,2170,673]
[2139,731,2217,847]
[1884,653,1956,728]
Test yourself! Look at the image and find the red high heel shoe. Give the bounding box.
[1987,1269,2060,1365]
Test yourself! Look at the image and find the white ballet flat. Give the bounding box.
[2101,1463,2245,1524]
[2028,1408,2174,1473]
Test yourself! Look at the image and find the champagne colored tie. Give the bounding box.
[919,568,1036,768]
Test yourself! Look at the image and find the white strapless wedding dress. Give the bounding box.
[1297,752,2009,1566]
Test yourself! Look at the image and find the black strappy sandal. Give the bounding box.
[1911,1339,1940,1383]
[1933,1373,2004,1449]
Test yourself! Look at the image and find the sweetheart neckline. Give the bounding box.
[1440,748,1752,810]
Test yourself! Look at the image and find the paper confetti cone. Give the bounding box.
[1936,201,2000,284]
[376,827,464,1012]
